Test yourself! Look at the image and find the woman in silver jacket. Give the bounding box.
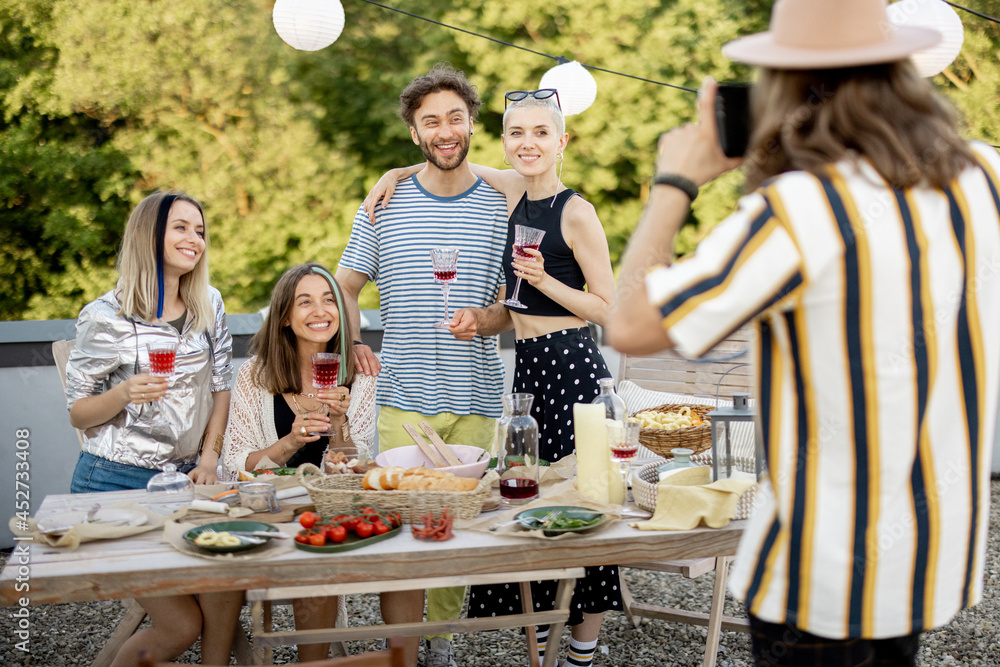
[64,190,240,665]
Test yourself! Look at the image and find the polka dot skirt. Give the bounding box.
[468,327,622,626]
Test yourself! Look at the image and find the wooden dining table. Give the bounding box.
[0,487,744,665]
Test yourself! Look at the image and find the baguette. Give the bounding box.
[362,466,406,490]
[398,468,479,492]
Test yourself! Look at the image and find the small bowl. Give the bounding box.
[375,444,490,479]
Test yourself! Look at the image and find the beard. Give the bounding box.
[417,133,471,171]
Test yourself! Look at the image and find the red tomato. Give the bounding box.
[308,532,327,547]
[328,525,347,543]
[295,532,310,544]
[356,521,374,539]
[299,511,318,530]
[373,520,390,535]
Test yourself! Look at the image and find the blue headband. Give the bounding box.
[153,194,179,319]
[311,266,349,386]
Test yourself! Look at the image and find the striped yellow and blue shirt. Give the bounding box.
[645,143,1000,639]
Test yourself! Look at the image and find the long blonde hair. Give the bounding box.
[250,263,358,395]
[116,190,214,332]
[745,63,975,191]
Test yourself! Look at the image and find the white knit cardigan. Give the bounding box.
[221,357,377,481]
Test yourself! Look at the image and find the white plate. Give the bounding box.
[37,509,147,535]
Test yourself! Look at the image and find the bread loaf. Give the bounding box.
[362,466,405,490]
[398,468,479,492]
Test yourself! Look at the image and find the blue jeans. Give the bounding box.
[70,451,193,493]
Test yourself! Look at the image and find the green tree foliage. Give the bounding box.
[2,0,997,320]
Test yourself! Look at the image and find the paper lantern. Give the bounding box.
[272,0,345,52]
[539,60,597,116]
[887,0,965,77]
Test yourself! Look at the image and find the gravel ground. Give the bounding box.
[2,481,998,666]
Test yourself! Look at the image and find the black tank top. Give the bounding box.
[503,189,586,317]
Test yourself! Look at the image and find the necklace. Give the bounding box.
[289,394,323,415]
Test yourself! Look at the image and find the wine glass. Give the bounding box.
[311,352,340,437]
[145,341,177,428]
[502,225,545,309]
[607,420,641,503]
[429,247,459,329]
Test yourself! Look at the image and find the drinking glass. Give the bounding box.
[607,420,641,502]
[146,341,177,379]
[502,225,545,309]
[498,393,540,507]
[429,248,459,328]
[311,352,340,437]
[145,341,177,428]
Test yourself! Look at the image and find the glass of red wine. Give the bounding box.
[145,341,178,428]
[607,420,641,501]
[499,392,540,507]
[502,224,546,309]
[310,352,340,437]
[429,247,459,329]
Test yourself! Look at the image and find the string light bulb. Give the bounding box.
[272,0,346,52]
[539,59,598,116]
[887,0,965,77]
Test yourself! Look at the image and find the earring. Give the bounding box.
[557,152,564,182]
[503,153,511,166]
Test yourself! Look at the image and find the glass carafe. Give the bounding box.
[498,393,540,507]
[592,378,626,421]
[146,462,194,500]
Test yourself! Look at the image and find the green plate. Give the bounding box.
[295,524,402,553]
[184,521,279,553]
[514,506,608,537]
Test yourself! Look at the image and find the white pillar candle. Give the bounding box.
[574,403,610,503]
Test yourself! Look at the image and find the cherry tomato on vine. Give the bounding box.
[356,522,374,539]
[373,520,390,535]
[295,532,310,544]
[328,525,347,543]
[299,511,318,530]
[308,532,327,547]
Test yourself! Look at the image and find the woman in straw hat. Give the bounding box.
[608,0,1000,664]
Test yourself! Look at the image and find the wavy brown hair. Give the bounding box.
[744,62,975,192]
[399,63,482,128]
[250,263,357,395]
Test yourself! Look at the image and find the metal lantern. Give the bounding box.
[539,59,597,116]
[272,0,346,52]
[707,392,764,482]
[887,0,965,77]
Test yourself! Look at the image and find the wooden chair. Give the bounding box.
[136,637,406,666]
[615,327,755,667]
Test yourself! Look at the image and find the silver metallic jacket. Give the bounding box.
[65,287,233,470]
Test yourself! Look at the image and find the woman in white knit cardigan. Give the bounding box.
[222,263,376,479]
[221,263,421,664]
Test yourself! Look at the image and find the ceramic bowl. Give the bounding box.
[374,444,490,479]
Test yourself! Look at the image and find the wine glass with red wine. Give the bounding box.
[145,341,177,427]
[502,225,545,309]
[429,247,460,329]
[310,352,340,437]
[499,392,540,507]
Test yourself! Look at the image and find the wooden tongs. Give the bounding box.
[401,422,464,468]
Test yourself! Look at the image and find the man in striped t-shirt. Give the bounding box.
[609,0,1000,664]
[336,64,508,667]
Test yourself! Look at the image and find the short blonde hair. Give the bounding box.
[116,190,214,332]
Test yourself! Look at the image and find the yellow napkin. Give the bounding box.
[629,466,754,531]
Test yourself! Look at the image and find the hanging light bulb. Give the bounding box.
[887,0,964,77]
[272,0,346,52]
[539,59,598,116]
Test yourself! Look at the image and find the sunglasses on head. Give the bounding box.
[504,89,562,111]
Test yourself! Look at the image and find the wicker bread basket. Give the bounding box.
[629,403,713,458]
[631,454,758,521]
[296,463,494,523]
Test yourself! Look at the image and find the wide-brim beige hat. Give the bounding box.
[723,0,942,69]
